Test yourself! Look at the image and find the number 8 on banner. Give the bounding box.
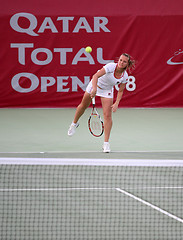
[115,76,136,92]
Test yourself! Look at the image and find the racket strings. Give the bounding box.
[88,98,104,137]
[89,114,104,137]
[91,115,102,131]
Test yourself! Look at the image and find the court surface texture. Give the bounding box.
[0,108,183,239]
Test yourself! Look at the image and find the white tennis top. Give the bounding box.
[97,62,128,90]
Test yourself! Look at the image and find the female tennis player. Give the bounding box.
[68,53,135,152]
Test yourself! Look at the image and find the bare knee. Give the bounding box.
[77,94,91,112]
[73,94,91,123]
[78,100,90,111]
[103,111,112,122]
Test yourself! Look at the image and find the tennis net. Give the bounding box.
[0,158,183,240]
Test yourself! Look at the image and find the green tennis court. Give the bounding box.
[0,108,183,156]
[0,108,183,239]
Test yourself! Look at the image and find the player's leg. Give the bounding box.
[101,97,113,152]
[73,92,91,123]
[68,92,91,136]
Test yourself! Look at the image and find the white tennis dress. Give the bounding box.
[86,62,128,98]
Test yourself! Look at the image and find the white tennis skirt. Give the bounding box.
[86,81,114,98]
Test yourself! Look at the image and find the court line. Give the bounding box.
[116,188,183,224]
[2,186,182,223]
[0,186,182,192]
[0,188,113,192]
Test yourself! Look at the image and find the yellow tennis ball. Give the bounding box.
[85,46,92,53]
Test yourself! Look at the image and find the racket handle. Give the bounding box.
[92,97,95,105]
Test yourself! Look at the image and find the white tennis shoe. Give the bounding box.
[68,122,79,136]
[103,142,110,153]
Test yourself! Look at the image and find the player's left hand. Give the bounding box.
[111,103,118,112]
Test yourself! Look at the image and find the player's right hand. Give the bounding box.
[90,89,97,98]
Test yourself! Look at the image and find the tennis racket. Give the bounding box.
[88,97,104,137]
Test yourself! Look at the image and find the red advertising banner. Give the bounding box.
[0,1,183,108]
